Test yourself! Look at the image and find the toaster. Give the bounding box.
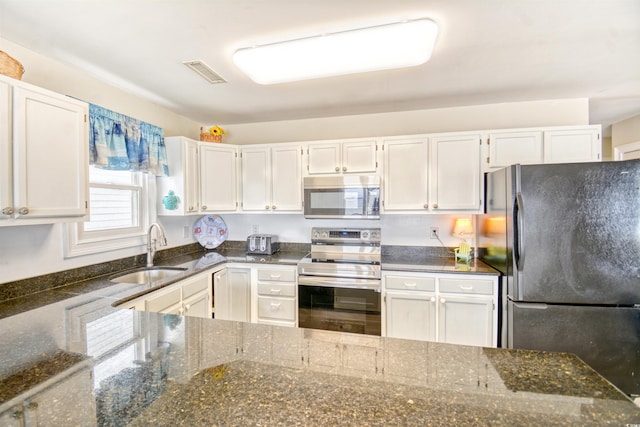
[246,234,280,255]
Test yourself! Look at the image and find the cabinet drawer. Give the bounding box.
[439,278,493,295]
[257,296,296,321]
[257,268,296,283]
[182,277,209,299]
[257,282,296,297]
[146,287,182,312]
[385,275,435,292]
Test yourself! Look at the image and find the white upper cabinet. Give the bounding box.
[200,142,238,212]
[307,139,378,174]
[487,126,601,169]
[158,139,238,215]
[487,131,543,168]
[241,144,302,212]
[0,76,88,226]
[157,136,200,215]
[430,134,481,211]
[383,138,429,211]
[543,127,601,163]
[383,134,482,213]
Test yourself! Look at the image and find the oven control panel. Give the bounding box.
[311,227,381,244]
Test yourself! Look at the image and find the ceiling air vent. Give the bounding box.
[183,60,227,84]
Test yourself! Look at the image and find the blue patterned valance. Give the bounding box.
[89,104,168,176]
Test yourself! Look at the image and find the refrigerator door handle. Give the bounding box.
[514,192,525,271]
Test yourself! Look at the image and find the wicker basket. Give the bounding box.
[0,51,25,80]
[200,133,222,143]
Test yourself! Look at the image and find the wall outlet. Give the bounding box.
[252,224,259,234]
[430,227,439,239]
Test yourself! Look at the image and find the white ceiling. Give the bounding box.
[1,0,639,132]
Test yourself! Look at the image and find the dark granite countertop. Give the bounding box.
[0,243,638,425]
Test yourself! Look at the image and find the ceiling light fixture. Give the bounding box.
[233,18,438,85]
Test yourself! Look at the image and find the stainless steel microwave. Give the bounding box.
[303,175,380,219]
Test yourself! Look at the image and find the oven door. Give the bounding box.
[298,276,381,336]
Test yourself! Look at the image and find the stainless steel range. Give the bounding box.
[297,227,381,335]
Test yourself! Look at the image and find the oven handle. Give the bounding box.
[298,275,381,292]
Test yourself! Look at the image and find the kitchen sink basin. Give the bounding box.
[110,266,188,285]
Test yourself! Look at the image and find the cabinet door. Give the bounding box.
[214,268,250,322]
[430,134,481,211]
[271,145,302,211]
[228,268,251,322]
[488,131,542,168]
[385,291,436,341]
[183,291,211,319]
[12,86,88,220]
[543,128,601,163]
[200,143,237,212]
[0,79,10,220]
[342,140,377,173]
[241,147,270,211]
[307,143,341,174]
[184,140,200,213]
[145,286,183,314]
[438,295,493,347]
[383,139,429,211]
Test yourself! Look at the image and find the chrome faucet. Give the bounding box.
[147,223,168,267]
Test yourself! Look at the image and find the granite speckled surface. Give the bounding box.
[1,243,638,425]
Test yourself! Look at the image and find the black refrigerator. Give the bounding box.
[480,159,640,397]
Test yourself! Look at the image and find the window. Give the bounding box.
[64,166,152,257]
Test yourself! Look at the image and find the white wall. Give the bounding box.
[220,98,589,145]
[612,114,640,147]
[0,38,590,284]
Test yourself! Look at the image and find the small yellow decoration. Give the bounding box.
[208,125,226,136]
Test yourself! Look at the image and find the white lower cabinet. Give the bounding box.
[213,267,251,322]
[383,271,499,347]
[125,271,212,319]
[254,265,297,327]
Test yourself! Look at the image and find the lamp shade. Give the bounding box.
[233,18,438,85]
[452,218,474,239]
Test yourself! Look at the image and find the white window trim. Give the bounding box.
[64,174,156,258]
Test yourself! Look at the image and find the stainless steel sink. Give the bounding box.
[110,266,188,284]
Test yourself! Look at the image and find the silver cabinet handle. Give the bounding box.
[1,207,14,215]
[271,205,276,210]
[201,205,207,210]
[430,296,436,302]
[440,298,446,304]
[265,205,270,210]
[342,166,347,171]
[433,203,438,209]
[18,207,29,215]
[335,166,340,171]
[403,282,417,288]
[423,203,429,209]
[270,288,281,294]
[269,302,281,311]
[188,205,194,211]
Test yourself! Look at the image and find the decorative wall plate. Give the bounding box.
[193,215,228,249]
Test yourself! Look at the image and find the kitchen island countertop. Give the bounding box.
[1,244,638,425]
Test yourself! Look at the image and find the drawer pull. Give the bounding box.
[430,296,436,302]
[460,286,474,290]
[270,288,281,294]
[403,282,417,287]
[270,274,281,279]
[440,298,446,304]
[269,302,281,311]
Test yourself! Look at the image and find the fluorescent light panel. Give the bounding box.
[233,18,438,85]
